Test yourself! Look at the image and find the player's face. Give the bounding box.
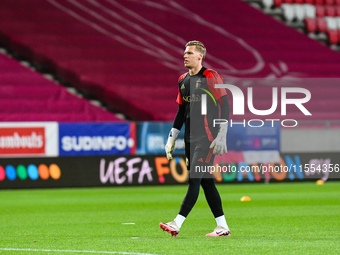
[183,46,202,69]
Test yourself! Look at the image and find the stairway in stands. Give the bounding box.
[0,51,122,122]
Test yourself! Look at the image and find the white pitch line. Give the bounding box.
[0,248,160,255]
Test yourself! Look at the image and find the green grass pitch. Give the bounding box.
[1,182,340,255]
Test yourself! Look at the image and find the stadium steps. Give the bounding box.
[0,52,123,122]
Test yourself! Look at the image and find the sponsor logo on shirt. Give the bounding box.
[182,94,201,103]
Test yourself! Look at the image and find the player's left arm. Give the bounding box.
[205,69,230,155]
[220,95,230,121]
[209,94,230,155]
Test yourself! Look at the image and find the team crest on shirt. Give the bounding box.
[180,84,185,89]
[196,78,202,88]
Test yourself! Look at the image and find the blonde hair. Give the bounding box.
[185,41,206,60]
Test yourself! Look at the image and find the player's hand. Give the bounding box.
[165,128,180,160]
[210,124,228,156]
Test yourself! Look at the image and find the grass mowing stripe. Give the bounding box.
[0,248,160,254]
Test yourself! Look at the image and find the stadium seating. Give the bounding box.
[1,0,340,122]
[0,52,122,122]
[261,0,340,45]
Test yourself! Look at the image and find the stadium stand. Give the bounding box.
[0,52,122,122]
[0,0,340,122]
[250,0,340,47]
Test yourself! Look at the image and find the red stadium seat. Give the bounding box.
[317,17,328,32]
[315,0,325,4]
[305,18,317,32]
[305,0,315,4]
[325,0,335,5]
[274,0,283,7]
[316,5,325,17]
[327,29,339,44]
[325,6,336,16]
[335,6,340,16]
[295,0,304,3]
[284,0,294,3]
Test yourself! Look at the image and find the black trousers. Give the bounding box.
[178,141,224,218]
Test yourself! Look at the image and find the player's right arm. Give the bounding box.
[165,87,185,160]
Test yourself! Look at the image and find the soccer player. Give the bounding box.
[159,41,231,237]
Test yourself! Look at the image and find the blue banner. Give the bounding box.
[227,122,280,151]
[136,122,185,155]
[59,123,136,156]
[136,121,279,154]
